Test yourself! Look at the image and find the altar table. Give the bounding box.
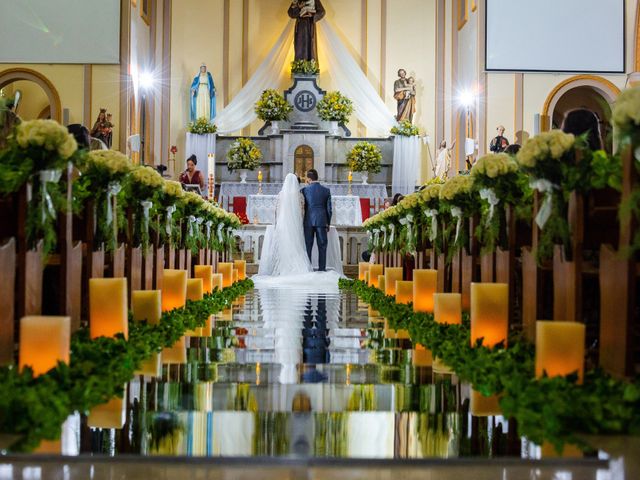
[246,194,363,226]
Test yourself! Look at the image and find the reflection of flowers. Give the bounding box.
[227,138,262,172]
[347,141,382,173]
[255,89,293,122]
[317,91,353,123]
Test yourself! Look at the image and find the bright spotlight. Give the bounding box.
[139,71,155,90]
[459,90,475,108]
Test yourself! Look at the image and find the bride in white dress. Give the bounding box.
[254,173,342,288]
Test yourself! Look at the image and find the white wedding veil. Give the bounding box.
[258,173,312,277]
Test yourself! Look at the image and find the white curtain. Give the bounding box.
[391,136,421,195]
[213,23,294,134]
[317,21,397,137]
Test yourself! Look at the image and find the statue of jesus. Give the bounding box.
[288,0,326,64]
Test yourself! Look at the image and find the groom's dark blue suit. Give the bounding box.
[301,182,332,271]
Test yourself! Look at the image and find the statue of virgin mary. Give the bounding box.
[190,64,216,122]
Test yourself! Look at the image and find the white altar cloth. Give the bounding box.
[219,182,388,212]
[246,194,363,226]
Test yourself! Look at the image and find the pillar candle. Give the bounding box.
[384,267,403,297]
[193,265,213,293]
[368,264,384,288]
[89,278,128,339]
[470,283,509,347]
[377,275,386,294]
[412,343,433,367]
[131,290,162,325]
[234,259,247,280]
[535,321,585,383]
[212,273,223,292]
[135,353,161,377]
[218,262,233,288]
[186,278,204,302]
[232,268,239,284]
[88,389,126,429]
[19,316,70,376]
[161,269,187,312]
[413,269,437,313]
[470,389,501,417]
[434,293,462,325]
[363,271,370,284]
[395,281,414,305]
[358,262,370,281]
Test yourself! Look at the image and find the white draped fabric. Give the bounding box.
[391,136,421,195]
[213,23,295,134]
[185,132,216,184]
[317,21,397,137]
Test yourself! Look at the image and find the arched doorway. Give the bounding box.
[294,145,314,179]
[0,68,62,122]
[542,75,619,152]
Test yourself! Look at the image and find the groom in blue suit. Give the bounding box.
[301,169,332,272]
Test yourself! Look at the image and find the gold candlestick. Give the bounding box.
[348,170,353,196]
[258,169,263,195]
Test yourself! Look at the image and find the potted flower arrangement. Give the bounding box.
[346,141,382,184]
[255,89,293,135]
[439,174,476,262]
[291,59,320,76]
[187,117,217,135]
[317,91,353,136]
[391,120,420,137]
[226,137,262,183]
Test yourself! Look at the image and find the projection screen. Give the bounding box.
[486,0,625,73]
[0,0,120,64]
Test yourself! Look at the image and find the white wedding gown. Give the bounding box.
[253,174,343,290]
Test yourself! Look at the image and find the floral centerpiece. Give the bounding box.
[471,153,531,253]
[317,91,353,134]
[0,119,79,257]
[255,89,292,134]
[347,141,382,184]
[439,174,476,261]
[226,138,262,182]
[291,59,319,76]
[516,130,576,262]
[391,120,420,137]
[76,150,133,252]
[187,117,217,135]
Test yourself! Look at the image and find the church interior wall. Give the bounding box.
[2,80,50,120]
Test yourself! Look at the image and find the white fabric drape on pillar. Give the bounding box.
[317,21,397,137]
[185,132,216,185]
[213,23,295,134]
[391,136,421,195]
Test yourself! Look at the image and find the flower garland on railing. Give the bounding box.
[124,165,165,252]
[439,175,477,262]
[340,278,640,450]
[0,119,79,258]
[0,278,254,452]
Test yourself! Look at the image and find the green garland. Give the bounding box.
[339,279,640,450]
[0,279,254,452]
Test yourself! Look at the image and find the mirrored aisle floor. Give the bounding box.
[1,281,624,479]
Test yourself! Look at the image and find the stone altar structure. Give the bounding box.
[213,74,394,184]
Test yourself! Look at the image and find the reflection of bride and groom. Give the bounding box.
[254,169,343,288]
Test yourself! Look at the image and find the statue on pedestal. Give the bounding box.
[190,64,216,122]
[394,69,416,123]
[288,0,326,64]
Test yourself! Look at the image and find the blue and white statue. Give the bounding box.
[190,64,216,122]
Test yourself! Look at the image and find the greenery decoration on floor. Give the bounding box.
[339,278,640,450]
[0,278,254,452]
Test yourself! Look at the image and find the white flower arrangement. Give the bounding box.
[516,130,575,169]
[439,175,474,201]
[129,165,164,189]
[85,150,132,176]
[15,119,77,160]
[162,180,184,200]
[420,184,443,204]
[612,85,640,137]
[471,153,518,179]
